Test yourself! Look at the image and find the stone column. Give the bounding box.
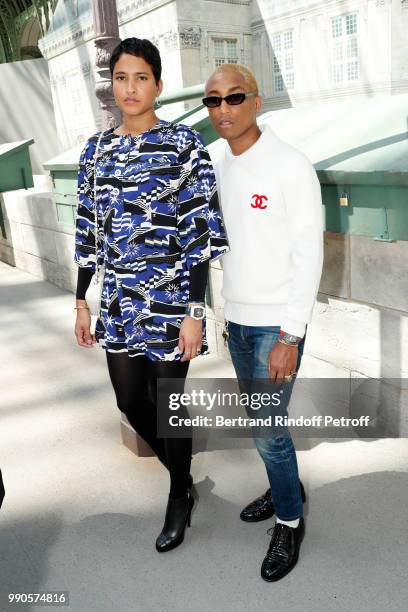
[91,0,122,130]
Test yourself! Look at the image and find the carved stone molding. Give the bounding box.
[95,79,116,97]
[158,26,202,51]
[96,45,114,66]
[179,26,202,49]
[38,23,94,59]
[117,0,173,24]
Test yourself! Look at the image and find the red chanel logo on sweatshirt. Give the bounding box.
[251,194,268,209]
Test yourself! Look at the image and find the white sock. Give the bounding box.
[276,517,300,528]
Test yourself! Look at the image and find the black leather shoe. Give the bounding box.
[155,492,194,553]
[240,481,306,522]
[261,518,305,582]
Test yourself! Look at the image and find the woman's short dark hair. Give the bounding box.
[109,38,162,83]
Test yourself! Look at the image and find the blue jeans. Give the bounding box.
[227,322,306,521]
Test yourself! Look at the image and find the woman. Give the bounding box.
[74,38,229,552]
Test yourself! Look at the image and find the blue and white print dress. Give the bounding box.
[74,119,229,361]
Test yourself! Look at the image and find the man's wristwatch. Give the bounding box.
[186,302,205,320]
[278,330,301,346]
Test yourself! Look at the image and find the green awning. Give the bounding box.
[256,94,408,185]
[0,139,34,192]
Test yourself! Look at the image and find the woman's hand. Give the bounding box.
[179,317,203,362]
[74,302,96,348]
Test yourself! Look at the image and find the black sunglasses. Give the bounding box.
[202,91,257,108]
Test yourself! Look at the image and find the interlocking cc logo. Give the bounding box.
[251,194,268,209]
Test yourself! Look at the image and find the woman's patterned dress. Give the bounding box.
[74,119,229,361]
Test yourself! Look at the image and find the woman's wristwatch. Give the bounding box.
[186,302,206,320]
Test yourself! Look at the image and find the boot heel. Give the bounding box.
[187,494,194,527]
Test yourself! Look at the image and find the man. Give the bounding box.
[203,64,323,581]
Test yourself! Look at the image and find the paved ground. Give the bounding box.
[1,260,408,612]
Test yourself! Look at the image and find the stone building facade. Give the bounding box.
[37,0,408,148]
[253,0,408,110]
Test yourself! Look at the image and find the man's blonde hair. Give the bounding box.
[209,63,259,95]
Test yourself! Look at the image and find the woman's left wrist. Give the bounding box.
[186,302,205,320]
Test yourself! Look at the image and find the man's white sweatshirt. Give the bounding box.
[215,124,324,338]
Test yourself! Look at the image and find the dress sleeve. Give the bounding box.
[189,259,209,302]
[74,135,99,272]
[177,131,230,271]
[76,267,94,300]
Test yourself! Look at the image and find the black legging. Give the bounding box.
[106,351,191,499]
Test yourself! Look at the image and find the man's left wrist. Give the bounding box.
[278,330,301,346]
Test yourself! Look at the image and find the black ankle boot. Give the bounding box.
[155,492,194,553]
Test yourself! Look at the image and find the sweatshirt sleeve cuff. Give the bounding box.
[280,317,306,339]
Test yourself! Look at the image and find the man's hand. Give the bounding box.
[268,341,298,383]
[179,316,202,362]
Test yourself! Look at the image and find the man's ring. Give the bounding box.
[196,348,201,355]
[284,374,293,382]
